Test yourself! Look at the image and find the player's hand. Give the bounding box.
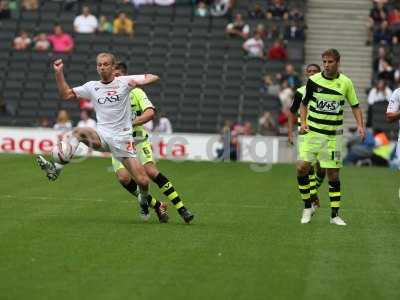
[357,126,366,141]
[299,124,309,134]
[53,59,64,72]
[128,80,138,88]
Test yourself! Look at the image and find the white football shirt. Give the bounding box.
[387,87,400,135]
[73,75,145,136]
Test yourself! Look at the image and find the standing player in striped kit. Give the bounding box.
[297,49,365,225]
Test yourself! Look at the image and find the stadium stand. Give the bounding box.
[0,0,306,133]
[369,0,399,139]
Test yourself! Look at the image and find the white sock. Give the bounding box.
[139,187,149,198]
[54,162,64,170]
[66,134,80,155]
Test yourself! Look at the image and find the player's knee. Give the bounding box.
[144,164,158,179]
[136,174,149,187]
[296,162,310,176]
[116,172,131,186]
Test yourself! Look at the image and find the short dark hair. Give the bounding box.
[114,61,128,75]
[306,63,321,72]
[321,48,340,62]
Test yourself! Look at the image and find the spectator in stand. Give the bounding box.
[73,5,98,34]
[21,0,38,10]
[33,33,50,51]
[367,79,392,126]
[374,20,391,45]
[266,0,288,20]
[367,1,388,45]
[391,36,400,66]
[255,23,267,39]
[13,30,31,51]
[288,6,304,21]
[53,110,73,131]
[210,0,233,17]
[278,107,290,134]
[113,12,134,37]
[242,121,254,135]
[98,15,113,33]
[76,110,96,129]
[282,63,300,88]
[155,112,173,134]
[388,7,400,26]
[242,32,264,59]
[373,46,390,72]
[0,0,11,20]
[248,3,265,19]
[225,13,250,40]
[267,40,288,60]
[258,111,277,136]
[284,20,305,40]
[195,1,209,17]
[278,79,293,109]
[267,24,282,40]
[378,59,394,82]
[48,25,74,53]
[37,117,51,128]
[260,74,280,96]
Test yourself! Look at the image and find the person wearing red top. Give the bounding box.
[47,25,74,53]
[388,8,400,26]
[267,40,288,60]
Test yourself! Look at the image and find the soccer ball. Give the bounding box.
[51,140,73,164]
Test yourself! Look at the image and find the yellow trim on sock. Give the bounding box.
[174,202,184,210]
[329,192,341,197]
[168,191,179,201]
[301,194,310,200]
[330,201,340,208]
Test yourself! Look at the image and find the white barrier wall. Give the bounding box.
[0,127,288,163]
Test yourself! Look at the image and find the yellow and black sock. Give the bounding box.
[121,179,139,197]
[329,181,341,218]
[315,170,325,189]
[153,173,185,213]
[146,195,160,208]
[308,168,317,202]
[297,175,311,208]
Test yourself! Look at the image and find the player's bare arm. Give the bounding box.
[299,102,309,134]
[287,112,296,145]
[351,106,365,140]
[133,108,155,126]
[53,59,75,100]
[386,111,400,122]
[128,74,160,88]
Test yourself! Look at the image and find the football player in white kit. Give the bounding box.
[36,53,168,223]
[386,87,400,159]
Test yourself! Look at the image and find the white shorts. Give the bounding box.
[96,130,136,161]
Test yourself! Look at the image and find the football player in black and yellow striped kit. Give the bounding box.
[298,49,365,225]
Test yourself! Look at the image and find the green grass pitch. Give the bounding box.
[0,153,399,300]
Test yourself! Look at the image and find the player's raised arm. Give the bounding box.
[127,74,160,88]
[53,59,75,100]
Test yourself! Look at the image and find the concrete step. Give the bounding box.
[309,1,371,10]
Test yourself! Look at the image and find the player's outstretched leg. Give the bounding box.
[36,133,80,181]
[152,172,194,224]
[122,157,169,223]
